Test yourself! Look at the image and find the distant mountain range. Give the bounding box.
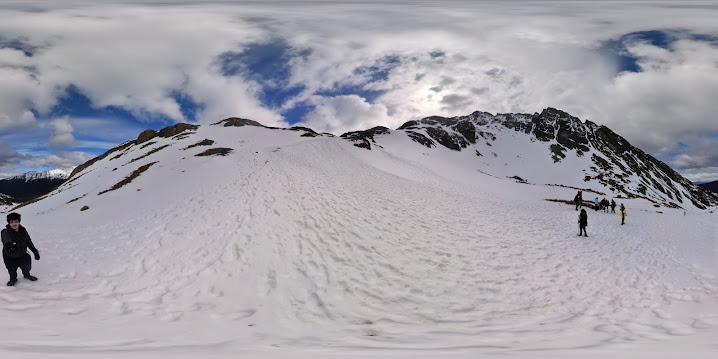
[698,180,718,193]
[0,168,74,203]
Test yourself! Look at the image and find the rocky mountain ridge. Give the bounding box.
[36,108,717,213]
[342,107,718,209]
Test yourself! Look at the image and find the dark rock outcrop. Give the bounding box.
[0,193,14,206]
[157,123,199,138]
[340,127,390,150]
[212,118,264,127]
[136,129,158,144]
[195,148,233,157]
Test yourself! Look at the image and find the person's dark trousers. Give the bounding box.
[4,253,31,280]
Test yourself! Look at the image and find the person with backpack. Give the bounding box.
[1,212,40,286]
[578,209,588,237]
[574,193,580,210]
[610,199,616,213]
[619,204,627,225]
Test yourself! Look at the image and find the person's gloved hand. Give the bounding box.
[34,253,40,260]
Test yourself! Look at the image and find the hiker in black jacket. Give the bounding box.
[1,213,40,286]
[578,209,588,237]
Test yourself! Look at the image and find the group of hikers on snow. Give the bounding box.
[1,212,40,286]
[574,190,626,237]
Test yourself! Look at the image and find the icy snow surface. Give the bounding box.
[0,125,716,358]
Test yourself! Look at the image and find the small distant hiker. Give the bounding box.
[1,213,40,286]
[619,204,627,225]
[574,193,580,210]
[578,209,588,237]
[594,197,599,211]
[578,190,583,208]
[610,199,616,213]
[602,198,609,212]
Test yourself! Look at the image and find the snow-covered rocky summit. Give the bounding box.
[343,107,718,210]
[10,168,74,182]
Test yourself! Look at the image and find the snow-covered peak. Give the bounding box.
[342,108,717,210]
[9,167,75,182]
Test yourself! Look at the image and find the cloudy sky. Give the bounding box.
[1,1,717,182]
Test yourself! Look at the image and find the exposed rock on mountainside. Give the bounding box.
[212,117,265,128]
[0,193,14,206]
[345,107,718,209]
[340,126,390,149]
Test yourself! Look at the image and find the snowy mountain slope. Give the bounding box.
[1,117,717,358]
[343,108,718,210]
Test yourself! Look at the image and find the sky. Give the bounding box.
[1,0,718,182]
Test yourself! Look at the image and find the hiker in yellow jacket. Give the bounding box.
[619,204,626,225]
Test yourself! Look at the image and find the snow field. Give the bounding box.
[0,125,716,358]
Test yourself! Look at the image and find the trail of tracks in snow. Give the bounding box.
[0,137,716,354]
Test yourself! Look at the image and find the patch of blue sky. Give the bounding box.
[353,55,401,83]
[31,85,178,157]
[598,30,718,74]
[315,86,385,103]
[49,86,141,124]
[71,147,109,157]
[0,35,37,57]
[49,85,184,127]
[283,56,400,126]
[169,90,203,123]
[218,41,398,125]
[314,55,400,103]
[217,38,309,109]
[281,103,313,126]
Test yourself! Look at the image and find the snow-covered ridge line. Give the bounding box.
[6,167,75,182]
[344,107,718,209]
[64,109,718,211]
